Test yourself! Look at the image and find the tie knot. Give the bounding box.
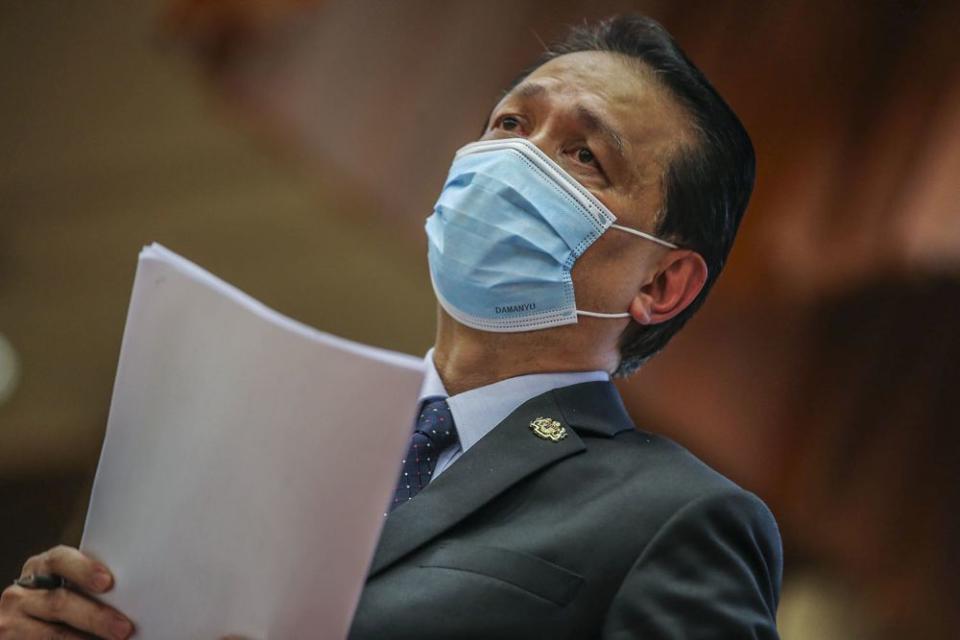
[416,398,458,450]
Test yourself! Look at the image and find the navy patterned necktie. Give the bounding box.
[390,398,458,512]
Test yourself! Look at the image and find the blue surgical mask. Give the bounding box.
[425,138,677,332]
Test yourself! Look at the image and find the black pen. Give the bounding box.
[14,574,64,589]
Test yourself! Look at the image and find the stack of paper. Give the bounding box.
[81,244,424,639]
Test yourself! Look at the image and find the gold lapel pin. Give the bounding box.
[529,417,567,442]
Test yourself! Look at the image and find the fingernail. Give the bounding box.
[112,617,133,639]
[92,569,112,591]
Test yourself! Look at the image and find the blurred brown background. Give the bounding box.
[2,1,958,637]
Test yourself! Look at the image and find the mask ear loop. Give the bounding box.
[577,310,631,318]
[609,224,678,249]
[576,222,678,319]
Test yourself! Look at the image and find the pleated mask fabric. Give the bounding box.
[425,138,677,333]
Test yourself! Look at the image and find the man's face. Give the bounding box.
[480,51,692,316]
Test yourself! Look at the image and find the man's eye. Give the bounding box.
[576,148,596,165]
[499,115,521,131]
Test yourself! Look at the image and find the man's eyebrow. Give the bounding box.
[510,82,547,100]
[485,82,545,130]
[575,105,626,158]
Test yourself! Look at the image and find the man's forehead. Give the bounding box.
[509,51,654,106]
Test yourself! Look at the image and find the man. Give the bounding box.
[0,14,781,639]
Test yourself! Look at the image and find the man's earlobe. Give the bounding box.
[628,251,708,326]
[627,294,654,325]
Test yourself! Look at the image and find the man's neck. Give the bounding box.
[433,310,618,396]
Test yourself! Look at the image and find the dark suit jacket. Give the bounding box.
[349,381,782,639]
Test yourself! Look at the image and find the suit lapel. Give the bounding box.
[367,381,634,578]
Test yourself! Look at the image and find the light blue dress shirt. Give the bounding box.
[416,348,610,480]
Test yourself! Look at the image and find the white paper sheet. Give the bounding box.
[80,243,424,640]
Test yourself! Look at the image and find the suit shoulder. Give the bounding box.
[611,428,740,489]
[586,427,777,526]
[604,428,782,574]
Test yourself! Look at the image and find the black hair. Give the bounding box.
[509,15,755,376]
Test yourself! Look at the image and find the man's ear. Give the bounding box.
[628,250,708,326]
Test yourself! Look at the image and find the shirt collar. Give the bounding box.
[417,348,610,454]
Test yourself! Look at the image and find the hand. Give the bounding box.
[0,545,134,639]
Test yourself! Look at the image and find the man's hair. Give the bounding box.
[508,15,755,376]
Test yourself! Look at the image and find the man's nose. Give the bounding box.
[521,105,583,164]
[522,129,563,165]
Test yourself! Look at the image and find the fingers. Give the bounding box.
[8,585,133,640]
[21,546,112,594]
[1,584,92,639]
[0,612,90,639]
[3,546,133,640]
